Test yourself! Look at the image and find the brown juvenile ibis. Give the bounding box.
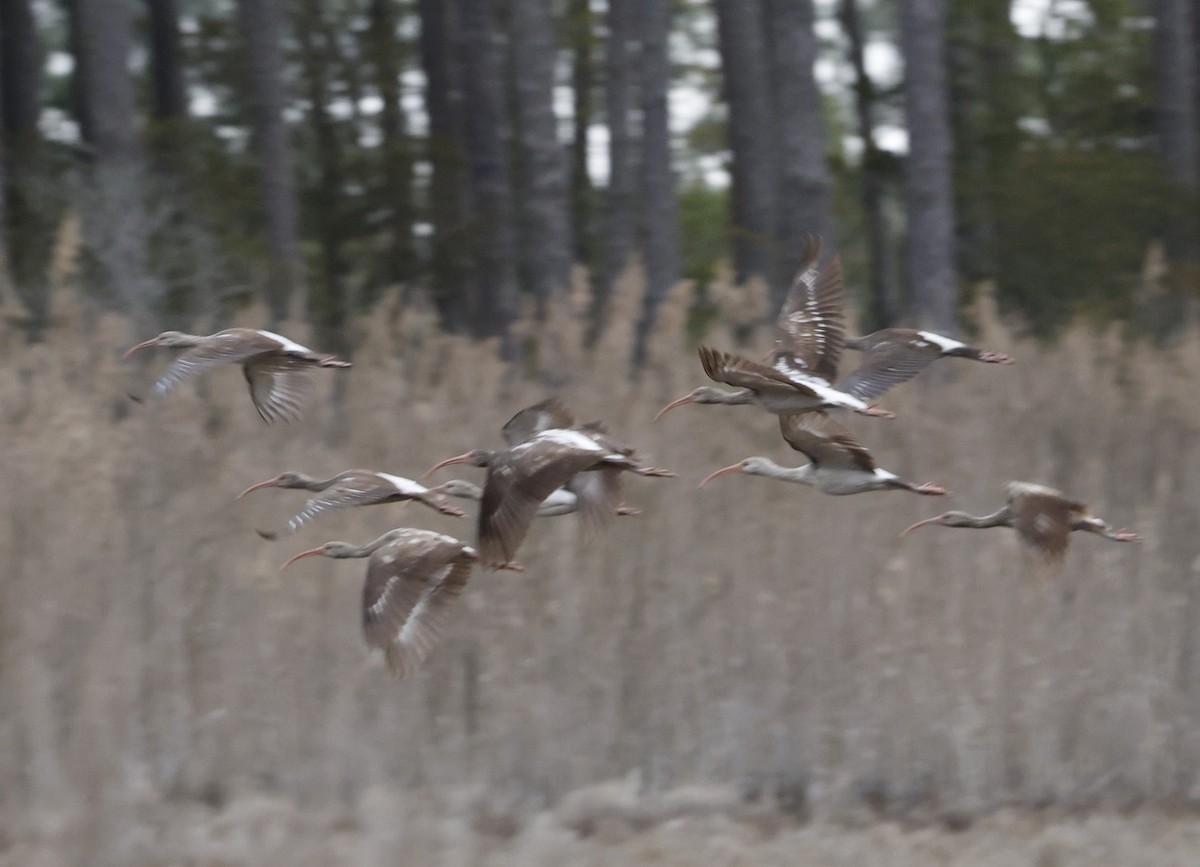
[433,479,642,518]
[901,481,1141,560]
[238,470,466,537]
[428,428,674,568]
[699,412,947,496]
[281,528,518,678]
[429,398,652,531]
[837,328,1014,400]
[122,327,352,423]
[656,237,894,422]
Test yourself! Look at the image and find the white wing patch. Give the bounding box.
[256,329,315,355]
[532,429,606,452]
[377,473,428,495]
[917,331,966,352]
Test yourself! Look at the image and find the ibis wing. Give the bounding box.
[838,340,942,400]
[1011,491,1076,561]
[477,443,604,566]
[698,346,822,397]
[773,242,846,383]
[501,398,577,446]
[778,412,877,472]
[150,330,282,398]
[279,473,401,535]
[243,355,316,423]
[566,466,624,534]
[361,538,474,678]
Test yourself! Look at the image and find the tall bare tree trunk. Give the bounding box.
[1,0,38,136]
[899,0,958,333]
[1155,0,1197,189]
[419,0,471,330]
[238,0,301,321]
[297,0,348,352]
[714,0,778,291]
[1154,0,1197,265]
[459,0,517,352]
[510,0,572,311]
[567,0,595,266]
[1,0,42,294]
[633,0,678,365]
[764,0,830,311]
[147,0,186,121]
[593,0,638,336]
[365,0,416,298]
[841,0,898,329]
[69,0,158,317]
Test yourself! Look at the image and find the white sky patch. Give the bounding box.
[190,89,218,118]
[1011,0,1092,39]
[47,51,73,76]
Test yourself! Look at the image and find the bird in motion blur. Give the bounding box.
[837,328,1014,400]
[238,469,466,538]
[656,237,894,422]
[428,398,674,568]
[699,412,947,497]
[123,327,351,423]
[280,528,519,678]
[901,481,1141,561]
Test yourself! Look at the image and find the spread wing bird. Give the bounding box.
[123,327,351,423]
[656,239,893,421]
[281,528,511,678]
[476,429,672,568]
[238,470,465,538]
[902,481,1141,561]
[700,412,946,496]
[838,328,1014,400]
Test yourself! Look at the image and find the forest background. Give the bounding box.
[1,0,1199,864]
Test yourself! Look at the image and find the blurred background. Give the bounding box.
[1,0,1199,864]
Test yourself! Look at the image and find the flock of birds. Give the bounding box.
[123,237,1141,679]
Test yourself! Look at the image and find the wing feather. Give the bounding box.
[243,355,316,424]
[778,413,877,472]
[773,242,845,382]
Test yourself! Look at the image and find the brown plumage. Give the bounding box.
[656,239,893,420]
[699,412,946,496]
[839,328,1014,400]
[122,327,351,423]
[238,470,465,538]
[431,428,673,568]
[281,528,512,678]
[901,481,1141,561]
[429,399,658,541]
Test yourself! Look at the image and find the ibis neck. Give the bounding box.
[751,459,816,486]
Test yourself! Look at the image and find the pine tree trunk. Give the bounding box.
[68,0,157,317]
[899,0,958,333]
[764,0,829,311]
[419,0,472,330]
[147,0,186,121]
[632,0,679,365]
[842,0,899,330]
[594,0,638,332]
[510,0,572,310]
[459,0,518,351]
[714,0,778,291]
[567,0,595,266]
[297,0,347,352]
[1,0,40,136]
[366,0,416,296]
[238,0,301,320]
[1154,0,1197,190]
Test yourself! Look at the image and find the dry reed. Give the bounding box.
[0,268,1197,864]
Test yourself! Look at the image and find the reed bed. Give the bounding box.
[0,270,1197,864]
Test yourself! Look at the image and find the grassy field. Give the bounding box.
[1,271,1197,863]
